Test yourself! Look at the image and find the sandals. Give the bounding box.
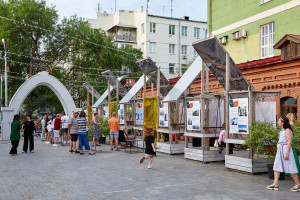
[89,152,95,155]
[290,185,300,192]
[266,184,279,191]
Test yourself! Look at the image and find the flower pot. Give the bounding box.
[267,164,285,180]
[99,136,106,144]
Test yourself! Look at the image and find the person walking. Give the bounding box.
[77,111,95,155]
[9,114,22,156]
[46,116,52,144]
[22,114,36,153]
[140,126,156,169]
[286,113,300,175]
[266,116,300,191]
[41,116,46,141]
[49,114,56,144]
[61,111,70,144]
[53,114,62,147]
[68,111,80,153]
[109,112,120,151]
[92,113,101,147]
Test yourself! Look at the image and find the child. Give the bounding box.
[140,126,156,169]
[9,114,22,156]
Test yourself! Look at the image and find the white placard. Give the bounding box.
[118,104,125,124]
[159,103,169,127]
[229,98,249,134]
[103,106,109,118]
[135,102,143,125]
[186,101,200,131]
[255,101,276,126]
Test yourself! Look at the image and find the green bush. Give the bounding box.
[245,121,279,161]
[292,121,300,151]
[99,116,110,137]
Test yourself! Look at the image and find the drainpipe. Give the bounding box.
[208,0,212,36]
[178,20,181,76]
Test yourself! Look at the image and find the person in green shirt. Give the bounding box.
[9,114,22,156]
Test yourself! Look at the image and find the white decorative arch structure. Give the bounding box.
[1,71,80,140]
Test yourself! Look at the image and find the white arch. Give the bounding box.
[1,71,80,140]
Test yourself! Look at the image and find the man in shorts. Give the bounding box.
[53,114,62,147]
[109,112,120,151]
[61,111,70,144]
[68,111,79,153]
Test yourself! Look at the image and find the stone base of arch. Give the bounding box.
[1,71,81,141]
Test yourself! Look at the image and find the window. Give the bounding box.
[150,22,156,33]
[181,45,187,55]
[169,25,175,35]
[149,42,156,53]
[194,49,198,56]
[169,44,175,54]
[182,26,187,36]
[261,22,275,58]
[194,28,200,38]
[141,23,145,34]
[169,64,175,74]
[121,44,132,48]
[261,0,271,4]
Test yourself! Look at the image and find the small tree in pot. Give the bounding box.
[99,116,110,144]
[245,121,284,179]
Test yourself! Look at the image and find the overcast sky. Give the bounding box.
[45,0,207,22]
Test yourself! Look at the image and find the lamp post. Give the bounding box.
[2,39,8,107]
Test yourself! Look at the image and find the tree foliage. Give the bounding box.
[0,0,143,116]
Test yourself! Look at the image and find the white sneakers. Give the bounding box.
[147,164,153,169]
[45,141,50,144]
[53,144,59,147]
[63,141,67,144]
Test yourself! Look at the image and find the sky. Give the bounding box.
[45,0,207,22]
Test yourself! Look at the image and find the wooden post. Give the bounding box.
[157,68,161,142]
[225,52,230,155]
[116,79,119,102]
[201,62,206,151]
[124,104,127,135]
[248,90,253,159]
[143,74,146,98]
[277,93,280,121]
[92,88,94,106]
[184,91,188,148]
[108,83,111,103]
[169,102,173,144]
[205,66,210,150]
[87,90,90,106]
[151,82,154,96]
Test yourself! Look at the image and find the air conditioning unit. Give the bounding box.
[232,31,240,40]
[220,36,228,44]
[239,30,248,38]
[182,55,187,59]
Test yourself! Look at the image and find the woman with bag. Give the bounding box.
[22,114,36,153]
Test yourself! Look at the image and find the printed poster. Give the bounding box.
[229,98,249,134]
[135,102,143,125]
[118,104,125,124]
[159,103,168,127]
[103,106,109,118]
[186,101,200,131]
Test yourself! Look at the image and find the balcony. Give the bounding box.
[114,35,136,42]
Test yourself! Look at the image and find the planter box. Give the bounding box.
[184,147,225,162]
[225,154,269,174]
[156,142,185,154]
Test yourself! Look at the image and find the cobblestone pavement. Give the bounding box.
[0,138,299,200]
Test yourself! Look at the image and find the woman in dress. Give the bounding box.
[92,113,101,147]
[286,113,300,175]
[266,116,300,191]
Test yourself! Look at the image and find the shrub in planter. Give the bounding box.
[245,121,284,179]
[99,116,110,144]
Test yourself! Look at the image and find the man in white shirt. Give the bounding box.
[61,111,70,143]
[41,116,46,141]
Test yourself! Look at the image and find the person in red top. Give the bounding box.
[109,112,120,151]
[53,114,63,147]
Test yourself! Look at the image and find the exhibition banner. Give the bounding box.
[135,102,143,125]
[118,104,125,124]
[186,101,200,131]
[159,103,169,127]
[103,106,109,118]
[229,98,249,134]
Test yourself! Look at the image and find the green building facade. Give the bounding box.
[208,0,300,64]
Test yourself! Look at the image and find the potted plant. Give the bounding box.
[99,116,110,144]
[245,121,285,179]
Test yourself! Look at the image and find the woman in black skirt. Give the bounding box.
[22,114,36,153]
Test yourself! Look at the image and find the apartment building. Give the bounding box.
[88,7,207,79]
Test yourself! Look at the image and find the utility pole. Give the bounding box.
[171,0,173,18]
[2,39,8,107]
